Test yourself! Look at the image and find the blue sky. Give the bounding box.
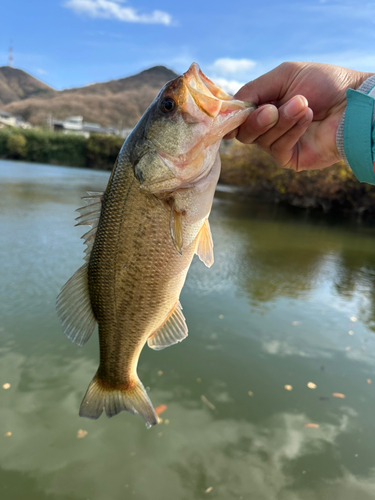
[1,0,375,92]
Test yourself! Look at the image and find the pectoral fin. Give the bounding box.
[169,204,183,254]
[195,219,214,268]
[148,301,188,350]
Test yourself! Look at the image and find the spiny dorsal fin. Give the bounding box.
[169,203,183,255]
[56,191,103,346]
[56,263,97,346]
[195,218,214,268]
[148,301,188,350]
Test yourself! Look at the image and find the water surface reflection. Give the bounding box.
[1,160,375,500]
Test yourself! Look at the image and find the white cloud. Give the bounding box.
[64,0,172,25]
[210,58,256,75]
[210,77,245,95]
[35,68,47,75]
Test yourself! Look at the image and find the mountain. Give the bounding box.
[1,66,178,128]
[0,66,55,107]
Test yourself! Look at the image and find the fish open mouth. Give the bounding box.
[183,63,255,119]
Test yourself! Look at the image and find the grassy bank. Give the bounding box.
[1,127,375,215]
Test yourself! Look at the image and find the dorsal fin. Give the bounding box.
[147,301,188,350]
[56,191,104,346]
[195,218,214,268]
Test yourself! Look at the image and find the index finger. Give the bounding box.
[234,62,302,105]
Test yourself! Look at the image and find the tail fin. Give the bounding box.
[79,373,158,428]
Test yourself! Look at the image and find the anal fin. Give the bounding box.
[148,301,188,350]
[195,218,214,268]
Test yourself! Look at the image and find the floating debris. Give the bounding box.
[197,378,202,383]
[284,384,293,391]
[248,391,254,397]
[205,487,213,494]
[219,315,224,320]
[304,423,319,429]
[4,432,12,437]
[362,346,367,351]
[367,379,372,385]
[201,395,216,411]
[77,429,88,439]
[355,454,359,457]
[157,417,163,424]
[345,347,351,351]
[2,383,10,390]
[348,331,354,336]
[292,321,300,326]
[158,432,163,437]
[332,393,346,399]
[307,382,317,389]
[155,404,167,416]
[350,316,357,322]
[157,370,163,376]
[164,419,170,425]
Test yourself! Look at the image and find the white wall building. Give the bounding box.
[52,115,132,139]
[0,110,31,129]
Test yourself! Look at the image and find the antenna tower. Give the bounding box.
[9,44,13,68]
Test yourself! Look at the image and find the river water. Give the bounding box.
[1,159,375,499]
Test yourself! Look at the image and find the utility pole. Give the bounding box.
[9,44,13,68]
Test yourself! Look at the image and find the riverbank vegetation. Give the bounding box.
[0,128,123,170]
[1,127,375,215]
[220,141,375,215]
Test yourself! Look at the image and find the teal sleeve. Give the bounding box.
[336,74,375,185]
[343,89,375,184]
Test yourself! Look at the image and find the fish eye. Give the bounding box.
[160,98,176,114]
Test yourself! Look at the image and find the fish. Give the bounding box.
[56,63,255,428]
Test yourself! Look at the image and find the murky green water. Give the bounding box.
[2,159,375,500]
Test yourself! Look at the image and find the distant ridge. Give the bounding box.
[64,66,178,95]
[1,65,178,127]
[0,66,55,107]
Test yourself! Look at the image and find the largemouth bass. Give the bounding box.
[57,63,255,428]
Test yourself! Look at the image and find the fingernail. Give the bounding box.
[257,106,278,127]
[284,96,308,118]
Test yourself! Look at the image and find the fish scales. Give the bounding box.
[56,63,255,427]
[90,159,197,385]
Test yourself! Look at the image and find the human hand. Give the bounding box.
[225,62,374,171]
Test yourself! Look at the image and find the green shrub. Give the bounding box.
[0,128,124,170]
[6,133,27,158]
[86,134,124,170]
